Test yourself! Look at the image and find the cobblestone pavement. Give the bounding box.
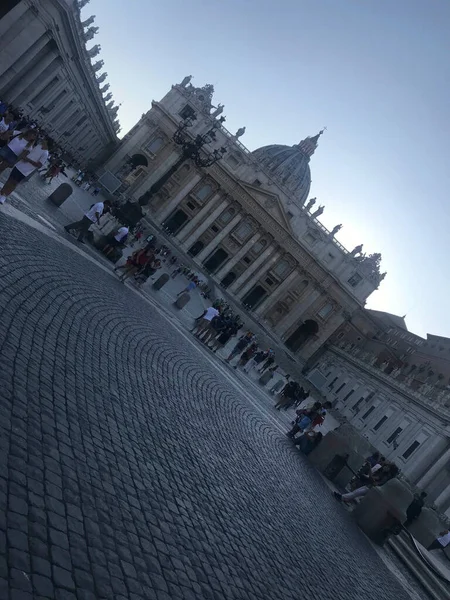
[0,213,415,600]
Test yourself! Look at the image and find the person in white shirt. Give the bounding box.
[192,306,220,338]
[428,530,450,551]
[0,129,37,175]
[0,136,49,205]
[103,226,129,258]
[64,200,111,243]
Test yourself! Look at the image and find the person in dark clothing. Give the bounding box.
[405,492,427,527]
[274,381,298,410]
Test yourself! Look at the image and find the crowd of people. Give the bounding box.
[0,101,80,205]
[333,451,400,504]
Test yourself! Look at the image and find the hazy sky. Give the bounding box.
[86,0,449,338]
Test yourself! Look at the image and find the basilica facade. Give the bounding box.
[100,78,384,363]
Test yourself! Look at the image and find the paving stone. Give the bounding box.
[0,214,418,600]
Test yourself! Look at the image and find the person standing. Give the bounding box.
[103,226,129,258]
[64,199,110,243]
[0,135,48,205]
[270,374,290,395]
[0,129,37,177]
[178,278,198,296]
[192,305,220,338]
[226,331,255,362]
[405,492,427,527]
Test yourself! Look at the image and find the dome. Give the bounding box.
[251,131,323,205]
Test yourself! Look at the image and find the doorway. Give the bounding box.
[188,240,204,256]
[242,285,267,310]
[203,248,228,273]
[221,272,236,288]
[164,210,188,234]
[285,320,319,352]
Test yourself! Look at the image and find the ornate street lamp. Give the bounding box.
[117,113,227,226]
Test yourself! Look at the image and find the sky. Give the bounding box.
[86,0,450,338]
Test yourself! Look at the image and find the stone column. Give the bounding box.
[215,232,262,280]
[237,251,281,299]
[59,109,81,134]
[229,245,277,293]
[274,288,321,336]
[52,102,78,130]
[435,484,450,511]
[7,49,60,104]
[177,193,222,242]
[28,75,64,115]
[254,270,299,316]
[180,198,230,250]
[0,34,51,92]
[196,214,243,262]
[415,445,450,488]
[155,175,202,223]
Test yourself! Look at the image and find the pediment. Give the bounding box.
[239,181,293,233]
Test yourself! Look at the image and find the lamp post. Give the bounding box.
[117,113,227,226]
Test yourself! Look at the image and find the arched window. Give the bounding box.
[217,207,236,225]
[233,221,253,241]
[195,184,212,201]
[144,136,164,156]
[252,239,267,254]
[273,259,290,278]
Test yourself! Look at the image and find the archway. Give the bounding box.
[129,153,148,169]
[285,320,319,352]
[188,240,204,257]
[221,272,236,288]
[164,210,188,234]
[242,285,267,310]
[203,248,228,273]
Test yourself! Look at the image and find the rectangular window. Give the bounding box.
[243,257,251,264]
[335,382,346,394]
[373,416,388,431]
[226,154,240,169]
[318,303,333,319]
[305,232,317,246]
[211,225,219,233]
[186,201,196,210]
[402,441,420,460]
[348,273,363,287]
[387,427,402,444]
[233,222,253,241]
[352,397,365,410]
[253,179,262,186]
[179,104,196,120]
[342,389,354,402]
[362,406,375,420]
[265,277,274,286]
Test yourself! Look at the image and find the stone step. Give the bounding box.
[388,532,450,600]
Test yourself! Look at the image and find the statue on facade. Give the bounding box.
[100,83,110,93]
[87,44,101,58]
[311,205,324,218]
[305,197,316,212]
[103,92,112,102]
[106,100,114,110]
[84,26,99,42]
[330,224,342,237]
[235,126,246,139]
[211,103,224,117]
[96,72,108,84]
[350,244,363,257]
[180,75,192,87]
[78,0,90,8]
[81,15,96,28]
[91,60,104,72]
